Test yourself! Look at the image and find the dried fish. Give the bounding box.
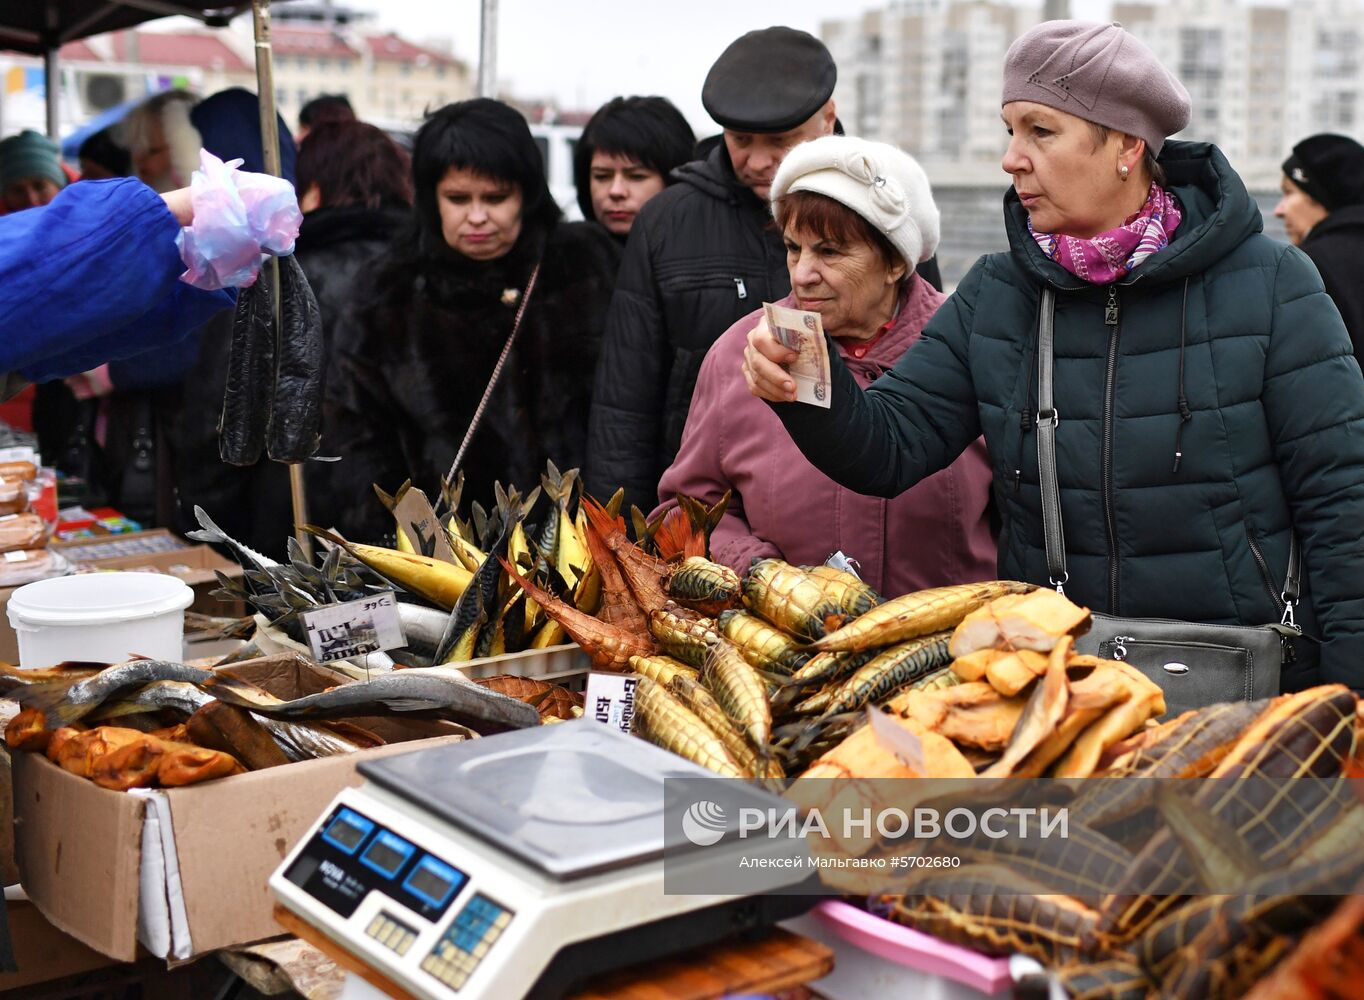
[19,660,216,725]
[717,609,811,675]
[668,556,742,615]
[742,558,846,641]
[813,580,1035,653]
[266,254,323,462]
[818,632,953,717]
[632,676,746,778]
[219,270,275,466]
[207,665,541,731]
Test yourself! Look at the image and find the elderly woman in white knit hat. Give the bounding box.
[656,136,996,597]
[745,20,1364,701]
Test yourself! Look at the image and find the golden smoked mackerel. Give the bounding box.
[811,580,1035,652]
[742,558,847,641]
[818,632,953,717]
[718,609,811,675]
[632,677,746,778]
[628,654,700,688]
[668,556,742,614]
[704,640,772,747]
[649,604,721,667]
[801,563,883,617]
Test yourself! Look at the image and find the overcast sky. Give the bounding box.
[292,0,1110,132]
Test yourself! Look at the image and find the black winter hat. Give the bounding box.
[1282,133,1364,211]
[702,26,836,133]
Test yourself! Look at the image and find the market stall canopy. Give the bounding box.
[0,2,276,57]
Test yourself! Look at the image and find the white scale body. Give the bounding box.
[269,721,814,1000]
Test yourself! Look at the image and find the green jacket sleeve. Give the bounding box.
[1262,244,1364,689]
[774,264,987,498]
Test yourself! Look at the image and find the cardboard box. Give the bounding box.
[0,530,245,665]
[13,735,465,962]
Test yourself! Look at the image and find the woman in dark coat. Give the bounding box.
[293,120,412,329]
[323,99,618,542]
[746,21,1364,693]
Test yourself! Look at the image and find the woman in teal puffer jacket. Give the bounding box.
[745,20,1364,692]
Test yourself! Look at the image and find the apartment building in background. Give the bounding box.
[823,0,1364,188]
[823,0,1041,185]
[270,23,469,129]
[1115,0,1363,185]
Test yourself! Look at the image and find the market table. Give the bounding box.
[275,905,834,1000]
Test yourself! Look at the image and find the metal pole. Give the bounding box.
[478,0,498,97]
[252,0,313,559]
[43,1,59,138]
[43,46,59,138]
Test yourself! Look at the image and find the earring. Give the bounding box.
[1119,164,1130,181]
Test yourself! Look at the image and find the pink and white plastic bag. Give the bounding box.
[177,149,302,290]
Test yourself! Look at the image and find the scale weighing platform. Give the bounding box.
[270,720,818,1000]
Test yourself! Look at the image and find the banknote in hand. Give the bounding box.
[762,302,832,408]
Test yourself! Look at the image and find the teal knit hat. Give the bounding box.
[0,130,67,189]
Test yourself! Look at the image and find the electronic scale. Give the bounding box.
[269,720,818,1000]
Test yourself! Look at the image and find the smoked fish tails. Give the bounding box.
[267,254,323,463]
[220,269,275,466]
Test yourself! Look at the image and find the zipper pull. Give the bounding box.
[733,277,748,300]
[1105,285,1119,326]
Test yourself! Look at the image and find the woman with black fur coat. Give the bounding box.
[320,99,618,541]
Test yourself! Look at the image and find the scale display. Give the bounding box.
[285,806,467,923]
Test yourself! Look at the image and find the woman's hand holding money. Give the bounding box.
[743,315,799,403]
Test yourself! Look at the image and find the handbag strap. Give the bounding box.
[1033,287,1299,618]
[1035,288,1068,589]
[442,261,543,489]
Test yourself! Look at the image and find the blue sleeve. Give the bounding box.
[0,178,233,380]
[106,321,206,390]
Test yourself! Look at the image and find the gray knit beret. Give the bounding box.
[1002,20,1190,155]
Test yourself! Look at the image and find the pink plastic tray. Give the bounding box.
[811,900,1013,996]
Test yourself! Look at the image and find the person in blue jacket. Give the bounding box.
[0,179,232,399]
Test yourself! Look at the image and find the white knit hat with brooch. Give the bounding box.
[770,135,940,266]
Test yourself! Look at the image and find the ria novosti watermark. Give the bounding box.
[682,799,1068,846]
[662,775,1364,898]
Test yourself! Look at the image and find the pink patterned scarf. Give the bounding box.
[1030,184,1182,284]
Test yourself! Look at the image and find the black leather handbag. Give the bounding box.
[1033,288,1299,717]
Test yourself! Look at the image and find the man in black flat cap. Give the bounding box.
[1276,133,1364,360]
[585,25,940,513]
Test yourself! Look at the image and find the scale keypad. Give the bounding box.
[366,911,417,956]
[420,894,513,990]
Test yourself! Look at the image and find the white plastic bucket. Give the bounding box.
[7,572,194,669]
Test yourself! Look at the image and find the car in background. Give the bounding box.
[530,121,581,221]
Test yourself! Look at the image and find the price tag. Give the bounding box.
[301,592,406,663]
[3,551,28,563]
[393,487,455,563]
[585,672,639,735]
[825,550,862,579]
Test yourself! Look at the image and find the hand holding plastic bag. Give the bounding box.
[177,149,302,290]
